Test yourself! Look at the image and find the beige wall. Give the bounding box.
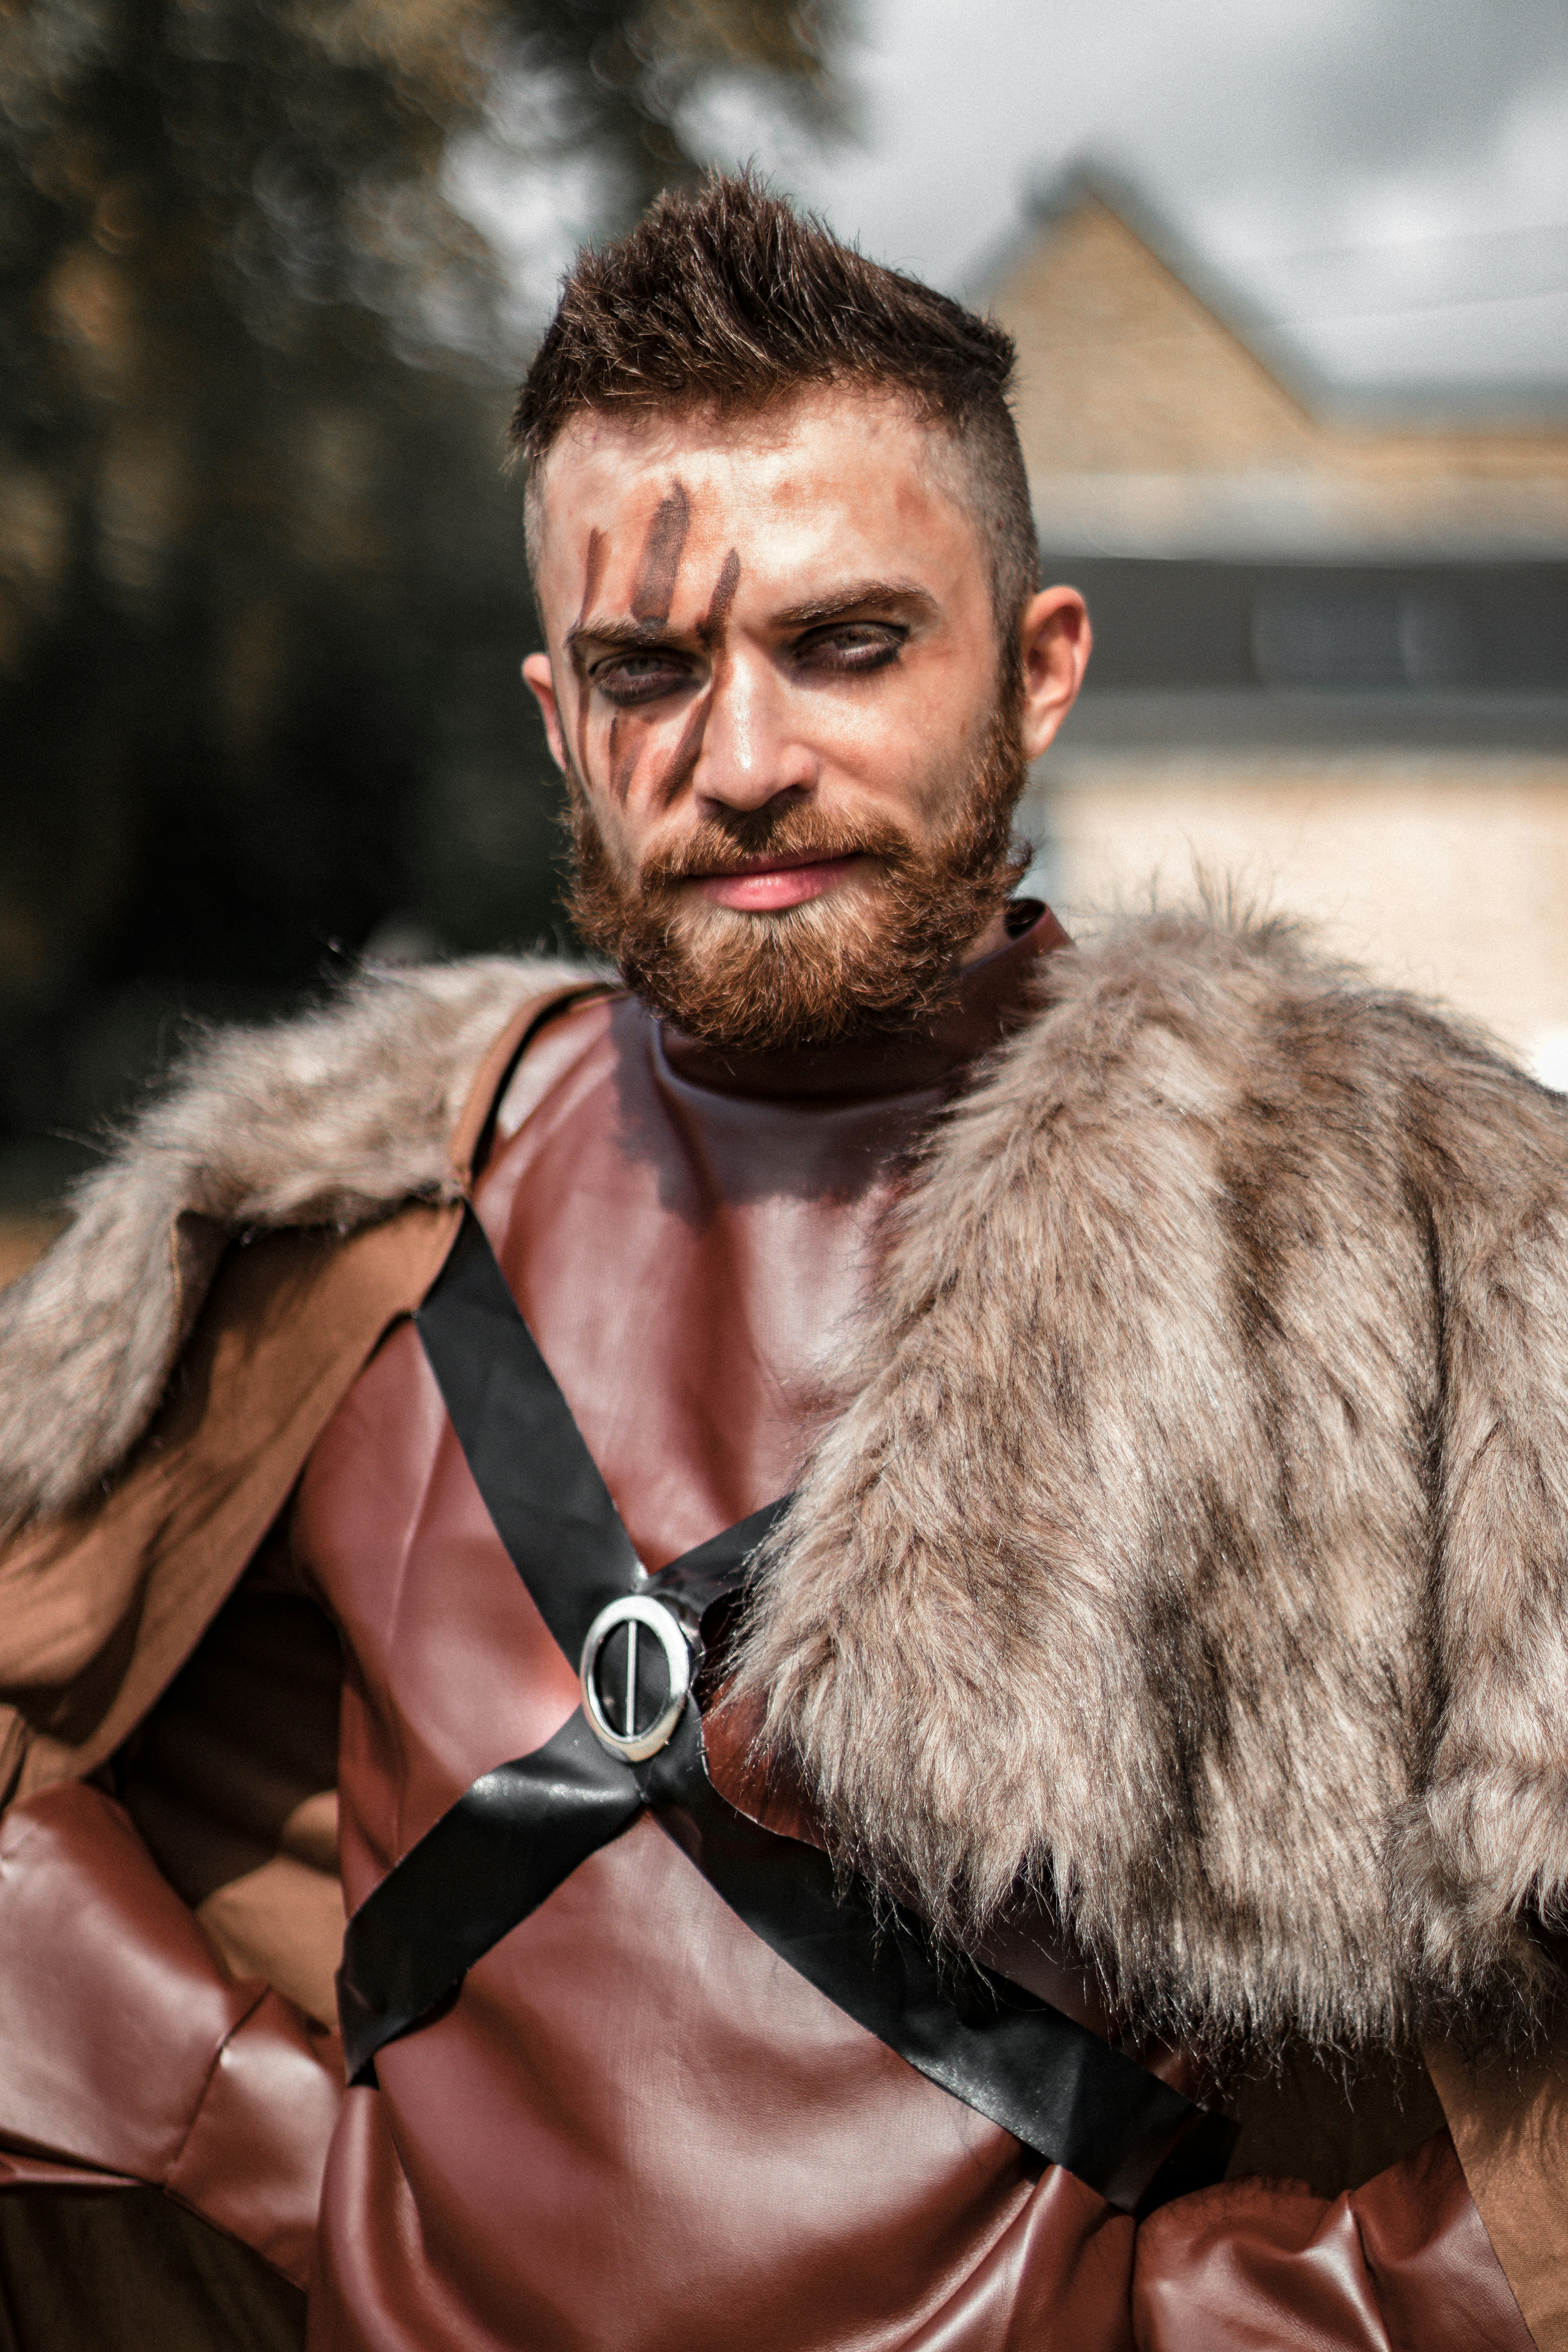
[1020,750,1568,1082]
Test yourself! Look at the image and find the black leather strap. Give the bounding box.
[338,1711,644,2079]
[338,1209,793,2086]
[637,1712,1199,2213]
[412,1204,640,1658]
[648,1499,791,1619]
[336,1207,1213,2208]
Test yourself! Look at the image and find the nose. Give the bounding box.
[693,645,816,813]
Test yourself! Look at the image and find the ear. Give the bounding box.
[1017,587,1091,762]
[522,651,568,773]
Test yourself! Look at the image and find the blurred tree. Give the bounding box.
[0,0,843,1197]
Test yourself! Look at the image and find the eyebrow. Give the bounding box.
[564,615,673,659]
[770,579,940,630]
[566,577,938,660]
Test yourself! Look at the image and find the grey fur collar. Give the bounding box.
[734,910,1568,2059]
[6,915,1568,2058]
[0,954,587,1539]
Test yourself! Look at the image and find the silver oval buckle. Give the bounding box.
[579,1593,692,1763]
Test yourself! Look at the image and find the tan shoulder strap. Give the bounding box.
[448,981,613,1192]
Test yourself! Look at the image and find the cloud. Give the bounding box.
[689,0,1568,388]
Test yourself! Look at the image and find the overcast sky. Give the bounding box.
[688,0,1568,393]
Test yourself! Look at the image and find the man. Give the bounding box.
[0,174,1563,2349]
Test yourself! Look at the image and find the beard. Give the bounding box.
[566,694,1031,1056]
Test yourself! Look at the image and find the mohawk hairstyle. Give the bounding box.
[511,172,1040,644]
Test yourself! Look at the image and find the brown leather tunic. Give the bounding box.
[290,909,1531,2352]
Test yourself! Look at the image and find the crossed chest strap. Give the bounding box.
[334,1206,1220,2212]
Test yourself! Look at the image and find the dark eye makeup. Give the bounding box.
[591,653,696,707]
[586,617,908,707]
[793,621,907,672]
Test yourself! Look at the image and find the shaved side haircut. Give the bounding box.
[511,173,1040,652]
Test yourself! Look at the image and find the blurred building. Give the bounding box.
[986,171,1568,1074]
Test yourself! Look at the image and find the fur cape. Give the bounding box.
[4,913,1568,2066]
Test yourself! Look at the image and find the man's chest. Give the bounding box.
[291,1023,920,1896]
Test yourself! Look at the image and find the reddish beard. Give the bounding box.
[566,695,1031,1055]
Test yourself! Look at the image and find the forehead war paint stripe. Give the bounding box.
[630,484,691,622]
[576,527,608,630]
[699,548,742,644]
[573,528,609,784]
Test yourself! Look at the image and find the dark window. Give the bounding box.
[1251,595,1478,688]
[1036,556,1568,693]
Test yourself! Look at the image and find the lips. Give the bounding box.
[692,853,865,912]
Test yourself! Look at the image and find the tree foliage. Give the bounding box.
[0,0,841,1194]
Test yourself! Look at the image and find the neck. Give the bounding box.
[657,901,1070,1102]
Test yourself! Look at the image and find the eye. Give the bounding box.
[793,622,906,674]
[592,652,693,706]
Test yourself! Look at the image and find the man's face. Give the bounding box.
[523,385,1088,1051]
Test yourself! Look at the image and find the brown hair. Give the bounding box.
[511,172,1039,646]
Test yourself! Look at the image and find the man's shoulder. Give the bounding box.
[742,899,1568,2067]
[0,954,599,1541]
[147,951,605,1229]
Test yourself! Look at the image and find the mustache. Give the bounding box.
[634,803,917,893]
[566,688,1031,1054]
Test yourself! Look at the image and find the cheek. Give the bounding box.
[575,715,680,870]
[572,683,639,792]
[596,703,682,810]
[847,687,1000,835]
[577,781,639,883]
[817,679,974,806]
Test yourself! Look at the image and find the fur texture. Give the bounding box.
[0,955,587,1540]
[733,910,1568,2059]
[7,912,1568,2060]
